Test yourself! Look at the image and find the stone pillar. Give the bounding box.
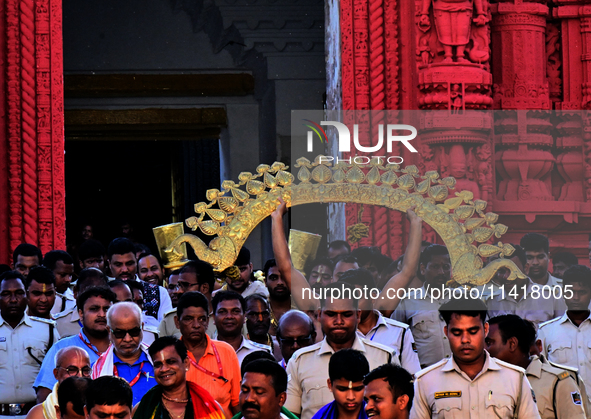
[0,0,65,263]
[414,0,494,220]
[337,0,406,258]
[491,1,554,205]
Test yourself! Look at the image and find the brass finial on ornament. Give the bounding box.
[153,223,189,270]
[288,229,322,273]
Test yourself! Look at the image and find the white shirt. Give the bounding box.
[487,276,566,326]
[235,337,272,365]
[392,286,452,368]
[357,310,421,374]
[0,313,60,404]
[212,280,270,299]
[538,311,591,400]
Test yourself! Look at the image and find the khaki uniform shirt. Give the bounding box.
[357,310,421,374]
[392,286,452,368]
[52,306,80,338]
[538,312,591,402]
[486,277,566,326]
[285,335,396,419]
[51,293,75,316]
[526,355,586,419]
[411,351,540,419]
[158,309,216,339]
[235,337,272,365]
[0,313,60,404]
[540,354,591,417]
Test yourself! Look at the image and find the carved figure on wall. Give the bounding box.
[442,145,481,199]
[546,23,561,103]
[419,0,487,63]
[417,38,433,66]
[417,143,438,173]
[450,84,463,113]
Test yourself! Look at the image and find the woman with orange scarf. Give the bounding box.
[133,337,225,419]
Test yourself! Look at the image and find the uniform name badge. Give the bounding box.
[435,391,462,399]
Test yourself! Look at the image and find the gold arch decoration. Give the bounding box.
[164,156,526,286]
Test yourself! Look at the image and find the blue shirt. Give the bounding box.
[34,329,101,390]
[110,351,157,405]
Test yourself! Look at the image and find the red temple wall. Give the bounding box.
[0,0,65,264]
[341,0,591,265]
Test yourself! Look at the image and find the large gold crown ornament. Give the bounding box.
[163,156,526,286]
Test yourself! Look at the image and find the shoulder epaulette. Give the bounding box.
[539,316,562,329]
[557,371,570,380]
[163,308,177,317]
[540,362,570,379]
[249,340,272,351]
[30,316,56,325]
[415,358,448,379]
[382,317,409,329]
[291,341,322,361]
[547,360,579,374]
[144,325,159,334]
[52,309,74,320]
[362,338,397,355]
[494,357,527,374]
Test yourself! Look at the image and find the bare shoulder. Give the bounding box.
[25,403,43,419]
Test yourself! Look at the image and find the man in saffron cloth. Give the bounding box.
[133,336,226,419]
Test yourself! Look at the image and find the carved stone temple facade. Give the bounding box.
[0,0,590,264]
[330,0,591,263]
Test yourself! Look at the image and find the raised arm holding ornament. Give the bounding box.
[375,208,423,318]
[271,198,320,312]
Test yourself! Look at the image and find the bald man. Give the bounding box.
[91,302,157,405]
[276,310,317,368]
[26,347,91,419]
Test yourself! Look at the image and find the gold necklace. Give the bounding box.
[162,398,186,419]
[162,393,189,403]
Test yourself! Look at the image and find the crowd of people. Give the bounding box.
[0,203,590,419]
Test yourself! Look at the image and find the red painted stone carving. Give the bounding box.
[0,0,65,263]
[340,0,591,263]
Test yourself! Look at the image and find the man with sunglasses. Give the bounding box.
[159,260,216,339]
[276,310,316,368]
[26,347,91,419]
[91,302,157,405]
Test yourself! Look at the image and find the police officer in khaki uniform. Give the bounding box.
[159,260,216,338]
[538,265,591,402]
[52,267,108,338]
[411,298,540,419]
[0,271,59,418]
[392,245,453,368]
[285,282,396,419]
[487,314,586,419]
[540,355,591,417]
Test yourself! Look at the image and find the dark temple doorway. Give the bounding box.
[64,108,224,251]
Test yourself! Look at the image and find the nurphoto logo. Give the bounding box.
[303,119,419,165]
